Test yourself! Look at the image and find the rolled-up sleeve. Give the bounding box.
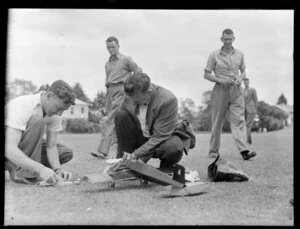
[204,52,216,73]
[126,57,142,73]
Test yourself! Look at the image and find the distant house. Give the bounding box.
[62,98,91,120]
[275,104,294,125]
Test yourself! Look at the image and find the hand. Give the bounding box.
[39,167,60,185]
[219,78,236,87]
[55,168,72,181]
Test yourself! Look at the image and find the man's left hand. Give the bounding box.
[55,168,72,181]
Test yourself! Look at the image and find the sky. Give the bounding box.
[6,9,294,107]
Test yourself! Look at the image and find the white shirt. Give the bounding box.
[137,104,150,138]
[5,92,62,132]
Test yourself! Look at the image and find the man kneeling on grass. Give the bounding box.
[5,80,76,185]
[108,72,195,171]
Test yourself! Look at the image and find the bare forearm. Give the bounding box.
[5,145,45,173]
[46,146,61,170]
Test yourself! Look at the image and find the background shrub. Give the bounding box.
[65,118,101,133]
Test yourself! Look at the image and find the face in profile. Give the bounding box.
[221,33,235,47]
[45,93,71,117]
[106,41,119,56]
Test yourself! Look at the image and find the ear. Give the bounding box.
[45,91,53,100]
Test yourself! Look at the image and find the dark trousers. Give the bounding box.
[114,110,184,168]
[40,141,73,168]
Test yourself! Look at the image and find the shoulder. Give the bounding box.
[250,87,257,93]
[114,53,133,65]
[234,48,244,56]
[209,49,220,57]
[119,53,131,60]
[5,94,40,130]
[154,84,178,104]
[6,94,38,111]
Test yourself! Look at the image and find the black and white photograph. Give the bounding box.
[4,8,293,225]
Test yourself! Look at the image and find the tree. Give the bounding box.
[257,101,288,132]
[198,90,212,131]
[73,83,91,103]
[277,93,288,105]
[179,98,197,120]
[178,98,203,131]
[92,91,106,111]
[6,79,38,103]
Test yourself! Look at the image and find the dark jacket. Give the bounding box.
[111,83,195,158]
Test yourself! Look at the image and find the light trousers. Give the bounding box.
[97,84,125,157]
[209,83,249,153]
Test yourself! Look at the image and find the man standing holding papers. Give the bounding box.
[203,28,256,160]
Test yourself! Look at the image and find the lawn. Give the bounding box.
[4,126,294,225]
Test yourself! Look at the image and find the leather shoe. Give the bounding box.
[241,150,256,160]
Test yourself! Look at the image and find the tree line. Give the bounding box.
[6,79,290,133]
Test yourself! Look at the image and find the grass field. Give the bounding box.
[4,126,294,225]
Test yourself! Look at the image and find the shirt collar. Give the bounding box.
[219,46,236,56]
[109,52,121,62]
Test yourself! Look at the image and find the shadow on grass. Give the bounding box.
[161,191,209,198]
[82,182,158,194]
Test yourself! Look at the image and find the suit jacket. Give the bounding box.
[244,87,258,113]
[111,83,193,158]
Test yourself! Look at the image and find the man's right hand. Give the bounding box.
[39,167,59,184]
[219,78,236,87]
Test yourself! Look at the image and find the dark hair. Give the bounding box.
[222,28,234,36]
[106,36,119,44]
[124,73,151,97]
[48,80,76,105]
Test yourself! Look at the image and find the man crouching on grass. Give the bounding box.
[108,72,195,171]
[5,80,76,185]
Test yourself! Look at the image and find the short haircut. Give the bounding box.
[222,28,234,36]
[124,72,151,97]
[106,36,119,44]
[48,80,76,105]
